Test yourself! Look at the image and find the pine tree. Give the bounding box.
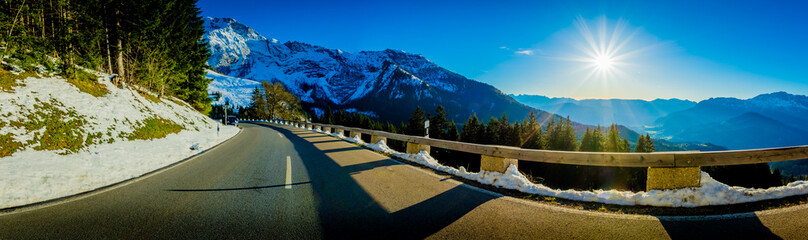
[605,124,629,152]
[429,106,449,140]
[446,120,459,141]
[406,106,426,136]
[485,117,501,145]
[580,128,594,151]
[461,114,482,144]
[521,110,543,149]
[635,134,647,152]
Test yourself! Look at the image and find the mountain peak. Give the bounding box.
[204,16,270,42]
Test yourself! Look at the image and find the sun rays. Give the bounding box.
[570,16,641,81]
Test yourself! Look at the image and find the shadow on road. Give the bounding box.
[261,123,499,239]
[657,214,781,239]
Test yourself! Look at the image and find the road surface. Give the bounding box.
[1,122,807,239]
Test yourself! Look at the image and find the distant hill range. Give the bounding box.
[655,92,808,150]
[510,94,696,132]
[513,92,808,150]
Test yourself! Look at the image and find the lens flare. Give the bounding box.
[569,16,641,80]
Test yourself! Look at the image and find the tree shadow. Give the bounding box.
[657,215,782,239]
[264,124,499,239]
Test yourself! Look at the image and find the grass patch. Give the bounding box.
[66,68,108,97]
[136,88,161,103]
[126,117,184,140]
[0,68,34,93]
[0,133,23,158]
[8,98,90,155]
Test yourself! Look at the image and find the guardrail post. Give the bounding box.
[323,127,331,133]
[370,135,386,144]
[406,142,430,154]
[335,128,344,137]
[646,167,701,191]
[346,131,359,139]
[480,155,518,173]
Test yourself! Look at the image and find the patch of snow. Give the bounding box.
[343,108,378,118]
[311,107,325,118]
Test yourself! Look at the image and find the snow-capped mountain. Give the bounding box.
[203,17,545,122]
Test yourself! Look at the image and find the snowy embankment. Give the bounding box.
[0,72,238,209]
[288,122,808,207]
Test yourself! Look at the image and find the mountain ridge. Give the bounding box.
[202,17,556,125]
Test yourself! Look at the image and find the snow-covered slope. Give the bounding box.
[0,71,238,209]
[203,17,547,123]
[206,70,261,108]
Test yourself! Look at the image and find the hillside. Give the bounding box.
[0,68,238,209]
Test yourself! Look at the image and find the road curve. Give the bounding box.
[1,122,807,239]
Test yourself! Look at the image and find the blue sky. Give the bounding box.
[198,0,808,101]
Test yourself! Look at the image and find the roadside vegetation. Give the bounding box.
[5,98,96,154]
[126,117,184,141]
[65,68,109,97]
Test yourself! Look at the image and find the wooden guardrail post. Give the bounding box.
[335,128,344,136]
[406,142,430,154]
[323,126,331,133]
[370,135,386,144]
[646,167,701,191]
[480,155,518,173]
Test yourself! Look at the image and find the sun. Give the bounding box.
[568,16,641,80]
[593,54,614,70]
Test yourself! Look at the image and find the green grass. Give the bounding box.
[0,68,35,93]
[0,132,23,158]
[7,98,90,155]
[126,117,184,140]
[136,88,161,103]
[66,68,108,97]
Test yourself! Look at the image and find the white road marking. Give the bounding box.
[285,156,292,189]
[278,133,284,138]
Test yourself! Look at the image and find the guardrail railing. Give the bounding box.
[246,118,808,191]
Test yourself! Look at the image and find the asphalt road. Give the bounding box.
[2,122,808,239]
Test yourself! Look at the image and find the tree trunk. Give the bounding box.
[49,0,55,38]
[41,6,45,39]
[103,8,113,80]
[115,8,125,84]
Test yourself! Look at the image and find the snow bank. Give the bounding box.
[0,73,239,209]
[287,122,808,207]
